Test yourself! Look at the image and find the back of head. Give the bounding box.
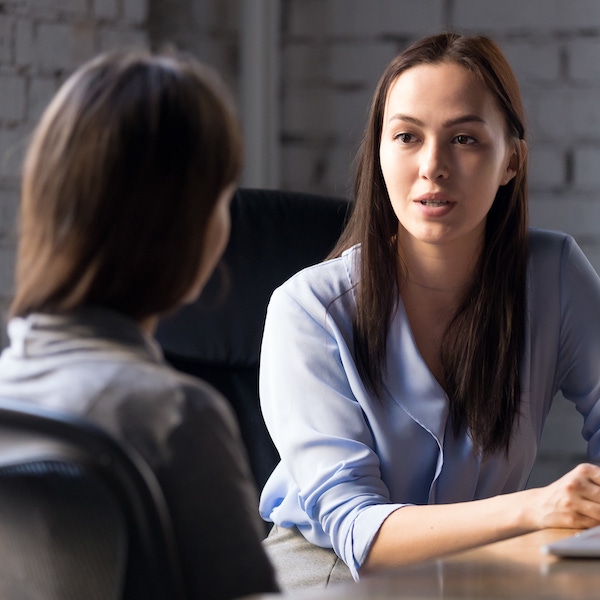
[12,50,242,321]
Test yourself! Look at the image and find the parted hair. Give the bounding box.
[11,49,242,321]
[329,32,529,456]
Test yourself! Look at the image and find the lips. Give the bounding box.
[419,200,449,207]
[413,193,455,216]
[414,193,454,205]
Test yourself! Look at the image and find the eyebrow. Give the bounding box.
[387,113,486,127]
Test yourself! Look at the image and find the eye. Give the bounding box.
[394,132,417,143]
[453,134,476,145]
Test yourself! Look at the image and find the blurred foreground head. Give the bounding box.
[12,49,242,321]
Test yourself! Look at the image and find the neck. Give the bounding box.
[405,276,471,293]
[138,315,158,335]
[397,230,482,297]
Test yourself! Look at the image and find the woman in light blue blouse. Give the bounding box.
[259,32,600,590]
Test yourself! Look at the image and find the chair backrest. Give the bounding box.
[0,397,187,600]
[156,188,350,490]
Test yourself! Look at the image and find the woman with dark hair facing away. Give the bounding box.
[0,50,277,599]
[259,32,600,589]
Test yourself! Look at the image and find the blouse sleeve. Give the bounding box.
[555,236,600,461]
[259,278,403,578]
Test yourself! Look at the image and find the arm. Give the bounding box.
[365,237,600,572]
[262,280,600,577]
[363,463,600,572]
[261,247,600,577]
[260,278,405,577]
[554,237,600,458]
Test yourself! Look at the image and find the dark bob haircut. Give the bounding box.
[11,49,242,321]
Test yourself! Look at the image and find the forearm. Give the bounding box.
[362,463,600,574]
[361,490,532,573]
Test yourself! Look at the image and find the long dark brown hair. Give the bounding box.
[12,49,242,321]
[329,32,528,456]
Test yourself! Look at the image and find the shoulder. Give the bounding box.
[529,227,573,257]
[527,228,600,319]
[528,228,595,275]
[142,362,237,426]
[96,358,241,449]
[271,245,359,309]
[528,228,585,276]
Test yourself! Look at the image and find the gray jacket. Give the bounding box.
[0,308,277,600]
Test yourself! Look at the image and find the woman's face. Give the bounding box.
[379,61,517,253]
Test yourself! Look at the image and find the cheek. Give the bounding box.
[477,160,509,202]
[182,206,231,305]
[212,206,231,260]
[204,206,230,274]
[379,146,400,194]
[380,143,415,183]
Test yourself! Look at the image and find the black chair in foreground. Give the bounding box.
[156,188,350,491]
[0,397,186,600]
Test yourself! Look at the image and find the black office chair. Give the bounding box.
[0,397,186,600]
[156,188,350,491]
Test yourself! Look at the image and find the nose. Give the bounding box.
[419,140,449,181]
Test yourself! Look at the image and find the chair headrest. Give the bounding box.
[156,188,350,367]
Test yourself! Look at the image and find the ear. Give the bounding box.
[501,139,526,186]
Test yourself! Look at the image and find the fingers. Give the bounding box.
[578,462,600,486]
[573,464,600,521]
[550,463,600,528]
[565,463,600,501]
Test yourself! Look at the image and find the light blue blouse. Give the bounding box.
[258,229,600,579]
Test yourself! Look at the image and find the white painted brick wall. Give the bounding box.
[28,77,58,122]
[0,16,12,63]
[282,42,328,85]
[28,0,88,18]
[537,89,600,139]
[15,19,34,66]
[94,0,120,21]
[331,0,446,37]
[124,0,148,25]
[329,86,371,145]
[530,195,600,238]
[0,189,19,240]
[330,40,397,88]
[501,40,561,83]
[528,148,566,190]
[569,39,600,81]
[574,148,600,189]
[287,0,334,37]
[376,0,446,35]
[0,127,27,183]
[0,76,26,122]
[148,0,239,92]
[99,27,148,52]
[329,0,391,38]
[454,0,600,31]
[36,23,87,70]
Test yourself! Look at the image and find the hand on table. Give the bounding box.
[524,463,600,530]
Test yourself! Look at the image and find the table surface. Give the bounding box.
[279,529,600,600]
